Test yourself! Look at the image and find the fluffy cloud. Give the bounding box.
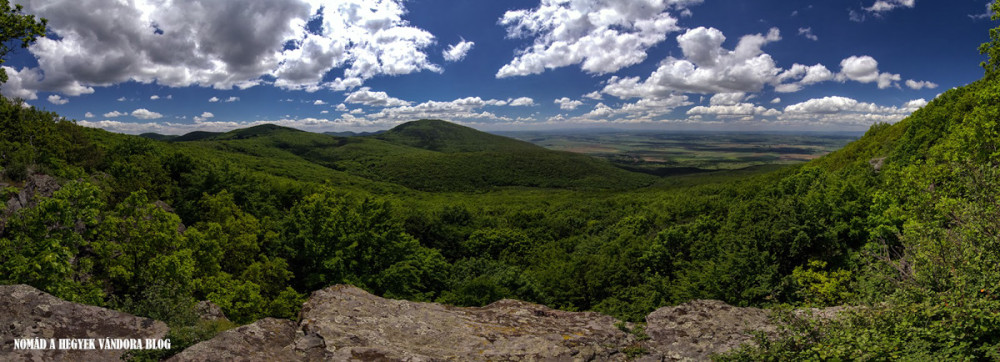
[132,108,164,120]
[687,103,781,118]
[150,95,161,100]
[905,79,938,90]
[496,0,694,77]
[47,94,69,105]
[443,39,475,62]
[778,96,924,125]
[866,0,915,13]
[6,0,442,99]
[313,100,328,105]
[362,95,535,123]
[602,27,783,96]
[344,87,412,107]
[84,112,95,118]
[775,64,834,92]
[104,111,126,118]
[224,96,240,102]
[508,97,535,106]
[209,97,220,103]
[771,98,781,104]
[554,97,584,110]
[709,92,746,106]
[837,55,900,89]
[556,94,692,124]
[193,111,214,122]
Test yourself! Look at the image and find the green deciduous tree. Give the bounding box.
[981,0,1000,77]
[0,0,46,83]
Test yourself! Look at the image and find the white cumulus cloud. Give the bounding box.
[132,108,164,120]
[193,111,215,122]
[554,97,584,110]
[496,0,695,77]
[344,87,412,107]
[47,94,69,105]
[4,0,443,99]
[905,79,938,90]
[443,39,475,62]
[508,97,535,106]
[837,55,901,89]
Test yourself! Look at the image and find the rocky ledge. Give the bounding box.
[0,284,168,362]
[172,285,846,361]
[1,284,846,361]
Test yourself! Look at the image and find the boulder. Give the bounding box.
[194,301,228,323]
[170,286,849,361]
[168,318,300,362]
[642,300,776,361]
[173,284,636,361]
[4,174,60,216]
[0,284,168,362]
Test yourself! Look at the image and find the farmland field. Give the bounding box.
[498,131,862,174]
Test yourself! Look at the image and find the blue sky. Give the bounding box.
[2,0,996,134]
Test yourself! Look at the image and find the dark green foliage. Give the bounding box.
[373,119,542,153]
[0,0,46,83]
[980,0,1000,77]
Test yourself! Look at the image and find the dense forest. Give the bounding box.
[4,1,1000,360]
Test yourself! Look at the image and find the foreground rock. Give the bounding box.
[0,284,169,362]
[173,285,848,361]
[172,284,637,361]
[642,300,777,361]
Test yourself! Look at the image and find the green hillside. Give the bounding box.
[168,120,656,191]
[373,119,542,153]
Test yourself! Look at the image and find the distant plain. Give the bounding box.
[499,131,862,174]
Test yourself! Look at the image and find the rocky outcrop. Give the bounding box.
[0,283,847,361]
[0,284,168,362]
[172,284,637,361]
[1,174,61,234]
[169,318,301,362]
[642,300,777,361]
[172,285,848,361]
[194,300,228,323]
[3,174,60,216]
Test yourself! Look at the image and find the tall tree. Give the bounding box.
[0,0,46,83]
[981,0,1000,77]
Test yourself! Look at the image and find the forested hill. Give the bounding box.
[159,120,656,191]
[4,68,1000,359]
[372,119,543,153]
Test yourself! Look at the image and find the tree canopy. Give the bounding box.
[0,0,46,83]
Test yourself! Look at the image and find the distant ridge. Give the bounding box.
[324,130,385,137]
[172,131,224,142]
[372,119,542,153]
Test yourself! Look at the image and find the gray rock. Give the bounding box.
[0,284,169,362]
[642,300,847,361]
[175,284,636,361]
[194,300,228,323]
[168,318,301,362]
[170,286,849,361]
[642,300,775,361]
[4,174,60,215]
[2,174,60,235]
[869,157,886,172]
